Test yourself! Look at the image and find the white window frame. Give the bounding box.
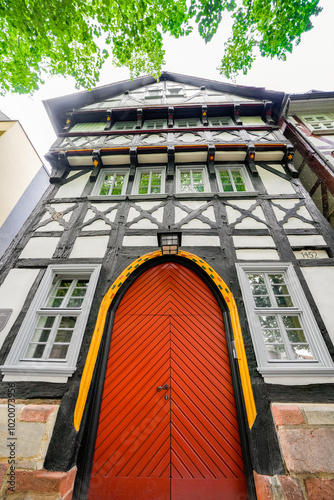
[215,165,254,193]
[111,121,137,131]
[132,167,166,195]
[208,117,234,127]
[92,168,130,197]
[236,263,334,380]
[176,166,210,194]
[145,88,163,100]
[174,118,201,128]
[1,264,101,379]
[300,114,334,134]
[166,87,185,98]
[142,119,167,130]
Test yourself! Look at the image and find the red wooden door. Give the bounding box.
[88,263,247,500]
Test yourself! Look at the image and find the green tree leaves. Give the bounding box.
[0,0,322,94]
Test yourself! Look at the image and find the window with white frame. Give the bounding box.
[145,88,163,99]
[143,119,167,129]
[236,263,334,379]
[215,166,253,193]
[166,87,184,98]
[174,118,200,128]
[112,121,137,131]
[93,169,129,196]
[1,264,101,379]
[301,114,334,134]
[132,167,165,195]
[208,117,234,127]
[176,166,210,193]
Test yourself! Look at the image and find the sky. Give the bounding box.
[0,0,333,168]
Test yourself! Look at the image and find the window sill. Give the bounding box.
[1,364,76,381]
[258,365,334,385]
[174,193,214,199]
[88,195,127,201]
[217,191,258,198]
[128,194,168,200]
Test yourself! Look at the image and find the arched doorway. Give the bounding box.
[88,262,247,500]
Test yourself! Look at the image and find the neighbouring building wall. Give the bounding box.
[0,120,49,258]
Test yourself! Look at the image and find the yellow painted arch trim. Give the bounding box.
[74,250,257,431]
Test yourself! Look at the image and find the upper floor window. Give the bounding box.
[236,263,334,381]
[70,122,106,132]
[1,264,101,379]
[174,118,200,128]
[93,169,129,196]
[208,117,234,127]
[145,88,163,99]
[143,119,167,129]
[112,121,137,131]
[215,166,253,193]
[301,114,334,134]
[167,87,184,98]
[132,167,165,195]
[176,166,210,193]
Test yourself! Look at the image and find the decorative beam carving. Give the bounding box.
[136,108,143,129]
[168,107,174,128]
[208,145,215,176]
[167,146,175,178]
[262,102,275,125]
[90,149,102,181]
[284,145,299,178]
[104,110,112,130]
[202,106,208,126]
[246,144,258,176]
[234,104,242,125]
[129,147,137,178]
[63,112,73,132]
[47,151,70,184]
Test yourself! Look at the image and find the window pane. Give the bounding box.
[46,280,73,307]
[99,174,113,195]
[25,344,46,359]
[59,316,77,329]
[286,329,306,343]
[192,170,204,192]
[276,296,294,307]
[231,170,246,191]
[219,171,233,192]
[266,344,287,360]
[259,315,279,329]
[151,173,161,193]
[248,274,271,307]
[139,173,150,194]
[262,329,282,343]
[49,345,69,359]
[112,174,126,195]
[282,316,302,329]
[180,171,192,192]
[291,344,313,360]
[55,330,74,343]
[268,274,294,307]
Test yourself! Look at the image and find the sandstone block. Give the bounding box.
[278,427,334,474]
[272,404,305,426]
[305,477,334,500]
[253,471,273,500]
[301,404,334,425]
[278,475,304,500]
[19,405,58,423]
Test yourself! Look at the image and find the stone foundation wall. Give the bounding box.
[254,403,334,500]
[0,401,76,499]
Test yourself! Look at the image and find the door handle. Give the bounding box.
[157,384,169,391]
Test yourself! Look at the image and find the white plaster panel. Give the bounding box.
[67,156,90,166]
[130,218,158,229]
[181,219,211,229]
[91,203,118,212]
[102,155,130,165]
[82,219,110,231]
[236,249,280,260]
[257,165,296,194]
[233,236,276,248]
[19,237,60,259]
[36,221,64,232]
[55,171,90,198]
[175,152,207,162]
[301,267,334,345]
[227,199,257,211]
[134,202,162,211]
[255,151,284,161]
[105,211,117,223]
[0,268,40,349]
[50,203,75,213]
[201,206,216,222]
[215,152,247,161]
[178,201,206,211]
[181,235,220,246]
[287,235,327,247]
[283,217,314,229]
[151,207,164,223]
[122,235,157,247]
[127,207,141,222]
[234,217,267,229]
[175,206,189,223]
[83,209,96,223]
[138,154,168,164]
[69,236,109,258]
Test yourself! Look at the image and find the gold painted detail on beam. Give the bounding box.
[74,250,256,431]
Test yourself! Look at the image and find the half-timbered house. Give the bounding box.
[1,73,334,500]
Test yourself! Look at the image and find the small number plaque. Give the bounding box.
[293,249,328,260]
